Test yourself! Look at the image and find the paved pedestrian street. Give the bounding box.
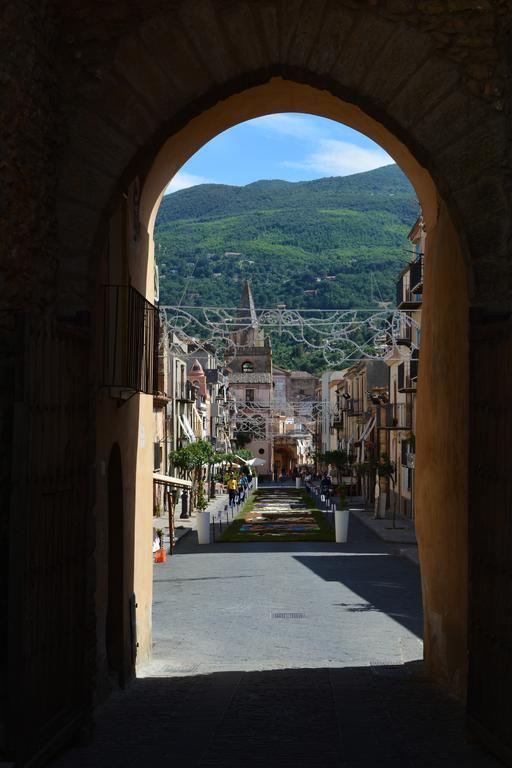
[50,512,501,767]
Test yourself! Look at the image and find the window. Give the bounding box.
[154,442,161,471]
[258,448,265,455]
[245,388,255,403]
[242,361,254,373]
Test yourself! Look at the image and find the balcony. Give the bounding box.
[397,361,417,393]
[176,382,197,402]
[344,398,363,416]
[102,284,158,400]
[205,368,221,384]
[396,266,423,310]
[332,413,344,429]
[410,348,420,381]
[375,402,412,429]
[409,257,423,295]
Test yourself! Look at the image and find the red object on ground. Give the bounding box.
[154,548,166,563]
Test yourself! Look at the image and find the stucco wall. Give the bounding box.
[415,201,469,698]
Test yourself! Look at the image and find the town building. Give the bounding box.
[318,370,348,456]
[152,327,193,520]
[382,215,424,518]
[187,345,236,454]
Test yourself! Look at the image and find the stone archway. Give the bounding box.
[134,74,468,698]
[58,5,510,759]
[3,2,511,765]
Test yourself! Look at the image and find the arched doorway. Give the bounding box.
[133,78,468,703]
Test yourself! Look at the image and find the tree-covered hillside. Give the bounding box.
[154,164,418,371]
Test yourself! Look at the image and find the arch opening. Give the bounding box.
[95,78,468,706]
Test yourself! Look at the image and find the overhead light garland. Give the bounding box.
[160,304,420,367]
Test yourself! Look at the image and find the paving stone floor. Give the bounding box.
[49,513,502,768]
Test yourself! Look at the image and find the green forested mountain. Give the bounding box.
[155,164,418,371]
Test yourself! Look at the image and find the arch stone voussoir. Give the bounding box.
[305,4,356,76]
[219,2,271,73]
[66,109,138,181]
[138,13,214,99]
[178,0,244,85]
[113,34,182,123]
[328,14,398,93]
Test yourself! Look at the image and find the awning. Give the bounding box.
[359,416,376,443]
[179,413,196,442]
[153,473,192,488]
[239,457,266,467]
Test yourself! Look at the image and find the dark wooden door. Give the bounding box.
[8,316,91,766]
[468,319,512,766]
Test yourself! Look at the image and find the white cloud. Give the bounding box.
[165,171,215,194]
[282,139,394,176]
[249,113,322,140]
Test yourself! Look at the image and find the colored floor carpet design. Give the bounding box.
[242,497,319,534]
[219,490,334,542]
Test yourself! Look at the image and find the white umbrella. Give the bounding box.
[237,456,266,467]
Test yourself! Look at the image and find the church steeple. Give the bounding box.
[236,279,258,328]
[231,279,266,348]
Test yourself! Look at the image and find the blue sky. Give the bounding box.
[165,113,394,194]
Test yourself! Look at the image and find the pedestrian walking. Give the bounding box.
[227,475,238,506]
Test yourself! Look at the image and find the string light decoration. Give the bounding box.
[160,303,419,441]
[160,304,420,367]
[229,399,350,440]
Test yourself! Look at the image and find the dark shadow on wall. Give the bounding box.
[48,664,499,768]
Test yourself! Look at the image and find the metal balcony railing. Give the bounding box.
[375,403,412,429]
[397,360,417,393]
[102,284,158,398]
[344,399,363,416]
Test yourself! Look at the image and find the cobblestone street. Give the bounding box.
[50,515,501,767]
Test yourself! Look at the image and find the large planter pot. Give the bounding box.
[335,509,350,543]
[378,492,387,519]
[196,510,211,545]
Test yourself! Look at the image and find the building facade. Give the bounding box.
[383,215,424,518]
